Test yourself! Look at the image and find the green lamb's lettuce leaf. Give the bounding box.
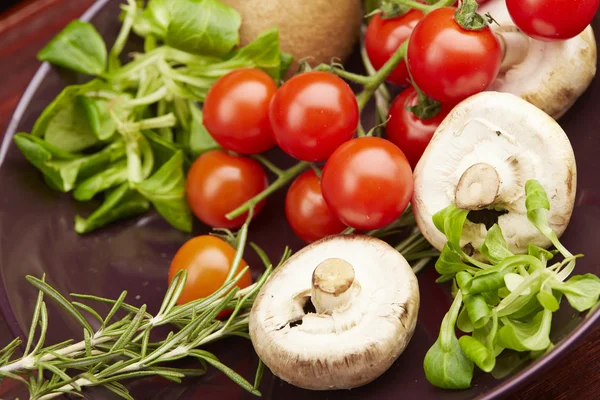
[226,29,285,80]
[133,0,170,39]
[536,285,560,312]
[75,183,150,234]
[497,310,552,352]
[480,224,513,265]
[32,81,110,152]
[38,20,107,75]
[73,161,129,201]
[14,134,125,192]
[464,294,491,329]
[188,104,220,158]
[458,336,495,373]
[435,245,475,279]
[166,0,241,57]
[550,274,600,312]
[528,244,556,265]
[142,130,183,169]
[424,292,474,389]
[433,205,469,253]
[76,94,131,141]
[525,180,572,257]
[279,51,294,80]
[135,151,192,232]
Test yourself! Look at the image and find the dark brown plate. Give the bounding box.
[1,1,599,399]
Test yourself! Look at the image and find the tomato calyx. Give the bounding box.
[454,0,488,31]
[376,0,412,19]
[406,86,442,120]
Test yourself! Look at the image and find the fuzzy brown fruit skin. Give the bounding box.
[221,0,363,77]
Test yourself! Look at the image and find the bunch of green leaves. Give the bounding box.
[424,180,600,389]
[17,0,291,234]
[0,217,290,399]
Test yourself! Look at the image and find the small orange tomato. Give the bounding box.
[168,236,252,309]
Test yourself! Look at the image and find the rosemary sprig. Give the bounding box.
[0,218,289,400]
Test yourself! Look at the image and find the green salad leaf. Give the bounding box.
[38,20,107,75]
[480,224,513,264]
[525,180,572,257]
[135,151,192,232]
[166,0,241,57]
[188,104,220,158]
[32,82,109,152]
[424,292,474,389]
[497,310,552,352]
[550,274,600,312]
[14,134,125,192]
[75,183,150,234]
[133,0,170,38]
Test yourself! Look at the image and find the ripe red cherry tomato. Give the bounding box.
[269,71,359,162]
[365,10,424,85]
[186,150,268,229]
[203,68,277,154]
[506,0,599,41]
[321,137,413,230]
[407,7,502,104]
[386,88,453,169]
[285,170,347,243]
[168,235,252,308]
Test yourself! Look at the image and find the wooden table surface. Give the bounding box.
[0,0,599,399]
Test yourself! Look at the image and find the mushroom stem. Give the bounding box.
[311,258,357,315]
[496,31,530,73]
[455,163,501,210]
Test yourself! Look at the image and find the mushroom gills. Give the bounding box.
[249,235,420,390]
[412,91,576,256]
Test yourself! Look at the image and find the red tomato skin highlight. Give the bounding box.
[285,170,347,243]
[203,68,277,154]
[386,88,453,169]
[269,71,359,162]
[186,150,268,229]
[321,137,414,231]
[365,10,424,85]
[168,235,252,310]
[407,7,502,104]
[506,0,599,41]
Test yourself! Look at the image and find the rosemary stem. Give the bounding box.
[0,334,111,374]
[36,322,242,400]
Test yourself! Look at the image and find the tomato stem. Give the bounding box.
[391,0,456,14]
[330,68,373,86]
[225,161,311,220]
[357,40,408,112]
[391,0,434,13]
[253,154,285,176]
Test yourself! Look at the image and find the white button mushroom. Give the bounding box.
[249,235,419,390]
[413,91,576,256]
[481,0,597,119]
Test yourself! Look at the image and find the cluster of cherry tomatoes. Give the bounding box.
[186,68,414,243]
[368,0,599,165]
[170,0,599,305]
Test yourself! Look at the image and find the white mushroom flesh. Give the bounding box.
[482,0,597,119]
[249,235,419,390]
[413,91,576,256]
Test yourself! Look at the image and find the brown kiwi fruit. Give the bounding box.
[221,0,363,78]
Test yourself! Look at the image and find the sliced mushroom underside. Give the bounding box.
[249,235,420,390]
[413,92,576,256]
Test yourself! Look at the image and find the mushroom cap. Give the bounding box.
[482,0,597,119]
[413,91,576,256]
[249,235,419,390]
